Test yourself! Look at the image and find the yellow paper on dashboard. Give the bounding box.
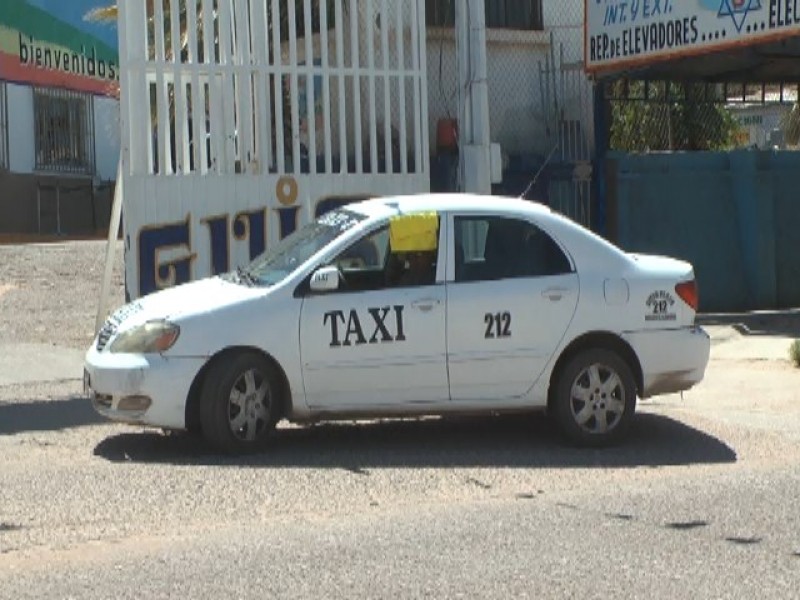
[389,212,439,252]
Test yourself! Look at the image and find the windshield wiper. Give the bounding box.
[236,265,258,286]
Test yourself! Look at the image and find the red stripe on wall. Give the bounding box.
[0,52,118,96]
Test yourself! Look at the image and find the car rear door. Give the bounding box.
[445,214,579,401]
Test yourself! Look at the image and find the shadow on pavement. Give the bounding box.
[93,412,737,469]
[699,310,800,338]
[0,396,105,434]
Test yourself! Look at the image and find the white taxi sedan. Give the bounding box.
[84,194,710,452]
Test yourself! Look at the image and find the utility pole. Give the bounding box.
[456,0,492,194]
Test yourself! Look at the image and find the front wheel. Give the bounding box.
[199,352,283,453]
[553,348,637,447]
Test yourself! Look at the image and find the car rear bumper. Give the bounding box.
[84,345,206,430]
[623,326,711,398]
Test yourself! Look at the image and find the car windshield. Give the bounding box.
[240,209,366,286]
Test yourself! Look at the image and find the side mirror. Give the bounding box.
[309,266,340,293]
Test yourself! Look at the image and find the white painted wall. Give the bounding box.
[543,0,584,62]
[426,32,560,157]
[6,83,35,174]
[485,34,554,156]
[93,96,120,181]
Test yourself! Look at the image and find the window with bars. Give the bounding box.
[0,82,8,170]
[426,0,544,30]
[33,87,95,174]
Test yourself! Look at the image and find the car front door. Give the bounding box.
[446,214,579,402]
[299,214,449,409]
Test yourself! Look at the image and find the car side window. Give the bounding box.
[336,228,389,271]
[454,216,572,283]
[330,214,441,292]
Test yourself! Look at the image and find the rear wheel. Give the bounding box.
[199,352,283,453]
[553,348,636,447]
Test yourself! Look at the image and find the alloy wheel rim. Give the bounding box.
[569,363,626,435]
[227,368,271,442]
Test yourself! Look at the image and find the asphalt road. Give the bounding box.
[1,241,800,599]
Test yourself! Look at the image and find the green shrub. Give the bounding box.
[790,340,800,368]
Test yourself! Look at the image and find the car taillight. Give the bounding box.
[675,280,699,311]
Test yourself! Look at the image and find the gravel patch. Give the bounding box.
[0,241,126,350]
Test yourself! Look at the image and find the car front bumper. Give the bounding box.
[84,345,207,430]
[623,326,711,398]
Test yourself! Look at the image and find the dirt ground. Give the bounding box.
[2,240,800,598]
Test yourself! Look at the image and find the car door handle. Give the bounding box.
[542,287,570,301]
[411,298,440,312]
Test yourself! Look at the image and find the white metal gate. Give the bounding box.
[118,0,429,298]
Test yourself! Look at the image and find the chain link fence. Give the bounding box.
[425,0,594,226]
[425,0,459,189]
[608,80,800,152]
[426,0,556,158]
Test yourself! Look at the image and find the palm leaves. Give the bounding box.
[85,1,198,62]
[83,5,119,22]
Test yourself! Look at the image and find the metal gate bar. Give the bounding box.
[120,0,429,178]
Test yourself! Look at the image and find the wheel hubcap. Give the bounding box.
[227,368,271,442]
[569,363,626,435]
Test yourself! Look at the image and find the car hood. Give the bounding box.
[107,276,266,331]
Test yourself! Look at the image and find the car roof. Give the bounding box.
[341,192,631,269]
[348,193,553,219]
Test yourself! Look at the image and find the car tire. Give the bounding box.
[199,351,283,454]
[553,348,637,447]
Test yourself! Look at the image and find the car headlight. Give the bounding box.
[109,320,180,354]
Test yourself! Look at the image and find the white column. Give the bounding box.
[456,0,491,194]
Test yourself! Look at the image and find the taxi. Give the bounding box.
[84,194,710,452]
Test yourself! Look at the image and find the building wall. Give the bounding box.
[426,31,548,157]
[484,33,552,156]
[0,0,119,234]
[5,81,120,178]
[1,81,118,234]
[6,83,35,173]
[93,96,120,181]
[0,170,114,235]
[543,0,584,63]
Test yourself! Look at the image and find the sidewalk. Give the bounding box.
[697,310,800,362]
[0,233,108,245]
[0,343,87,386]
